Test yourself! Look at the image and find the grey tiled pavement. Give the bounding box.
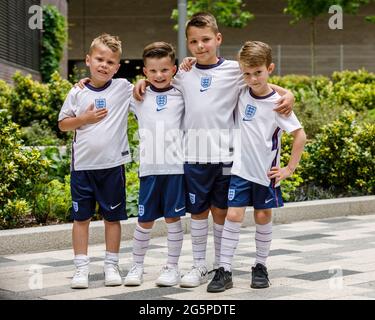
[1,214,375,300]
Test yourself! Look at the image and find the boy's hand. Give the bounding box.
[74,77,91,89]
[133,79,148,101]
[179,57,196,72]
[81,103,108,124]
[267,166,293,184]
[274,91,294,116]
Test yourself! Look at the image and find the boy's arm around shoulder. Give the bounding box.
[269,84,295,116]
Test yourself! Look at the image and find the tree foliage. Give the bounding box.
[171,0,254,30]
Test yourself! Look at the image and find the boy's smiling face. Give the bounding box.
[86,44,121,87]
[143,56,177,89]
[186,26,222,65]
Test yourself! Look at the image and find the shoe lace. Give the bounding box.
[105,263,120,273]
[254,264,271,285]
[212,267,225,281]
[74,267,88,278]
[129,264,142,274]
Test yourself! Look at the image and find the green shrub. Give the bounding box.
[332,69,375,85]
[0,110,49,229]
[279,134,305,202]
[20,120,62,146]
[40,146,71,182]
[0,199,30,230]
[41,5,68,83]
[126,164,139,218]
[331,82,375,112]
[32,176,71,224]
[9,71,72,140]
[0,80,11,110]
[302,110,375,194]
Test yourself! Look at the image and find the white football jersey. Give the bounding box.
[58,79,133,170]
[173,58,242,163]
[231,87,302,187]
[130,85,185,177]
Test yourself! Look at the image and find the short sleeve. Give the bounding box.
[171,70,185,93]
[58,88,78,121]
[275,112,302,134]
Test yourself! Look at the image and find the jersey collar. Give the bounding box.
[150,84,174,92]
[196,57,225,70]
[85,79,112,92]
[249,87,276,100]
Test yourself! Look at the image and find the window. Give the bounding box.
[0,0,40,71]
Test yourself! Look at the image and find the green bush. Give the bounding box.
[271,70,375,139]
[332,69,375,85]
[279,134,305,202]
[32,175,71,224]
[0,110,49,229]
[9,71,72,140]
[41,5,68,83]
[20,120,62,146]
[302,110,375,194]
[0,79,11,110]
[126,164,139,218]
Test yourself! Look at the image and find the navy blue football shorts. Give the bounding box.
[138,174,186,222]
[227,175,284,210]
[70,165,127,222]
[184,162,232,214]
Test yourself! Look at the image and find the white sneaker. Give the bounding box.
[155,265,181,287]
[124,264,144,286]
[104,264,123,286]
[71,266,89,289]
[180,265,208,288]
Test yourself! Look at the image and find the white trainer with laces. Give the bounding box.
[104,264,123,286]
[180,265,208,288]
[71,266,89,289]
[155,265,181,287]
[124,263,144,286]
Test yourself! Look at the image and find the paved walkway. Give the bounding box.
[1,214,375,300]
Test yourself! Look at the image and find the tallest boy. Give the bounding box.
[134,12,294,288]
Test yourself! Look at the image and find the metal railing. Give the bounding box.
[220,44,375,75]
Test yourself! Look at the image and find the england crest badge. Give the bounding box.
[72,201,79,212]
[189,193,196,205]
[156,95,167,111]
[95,98,106,109]
[138,205,145,217]
[228,189,235,201]
[243,104,257,121]
[200,76,212,92]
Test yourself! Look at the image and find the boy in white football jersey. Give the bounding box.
[58,34,133,289]
[123,42,186,287]
[134,12,295,288]
[207,41,306,292]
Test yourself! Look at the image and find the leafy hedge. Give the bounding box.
[0,110,49,228]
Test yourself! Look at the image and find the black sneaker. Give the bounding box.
[207,267,233,292]
[251,263,270,289]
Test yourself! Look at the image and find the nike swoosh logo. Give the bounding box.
[175,207,185,212]
[156,107,166,111]
[110,203,122,210]
[200,88,209,92]
[265,198,273,204]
